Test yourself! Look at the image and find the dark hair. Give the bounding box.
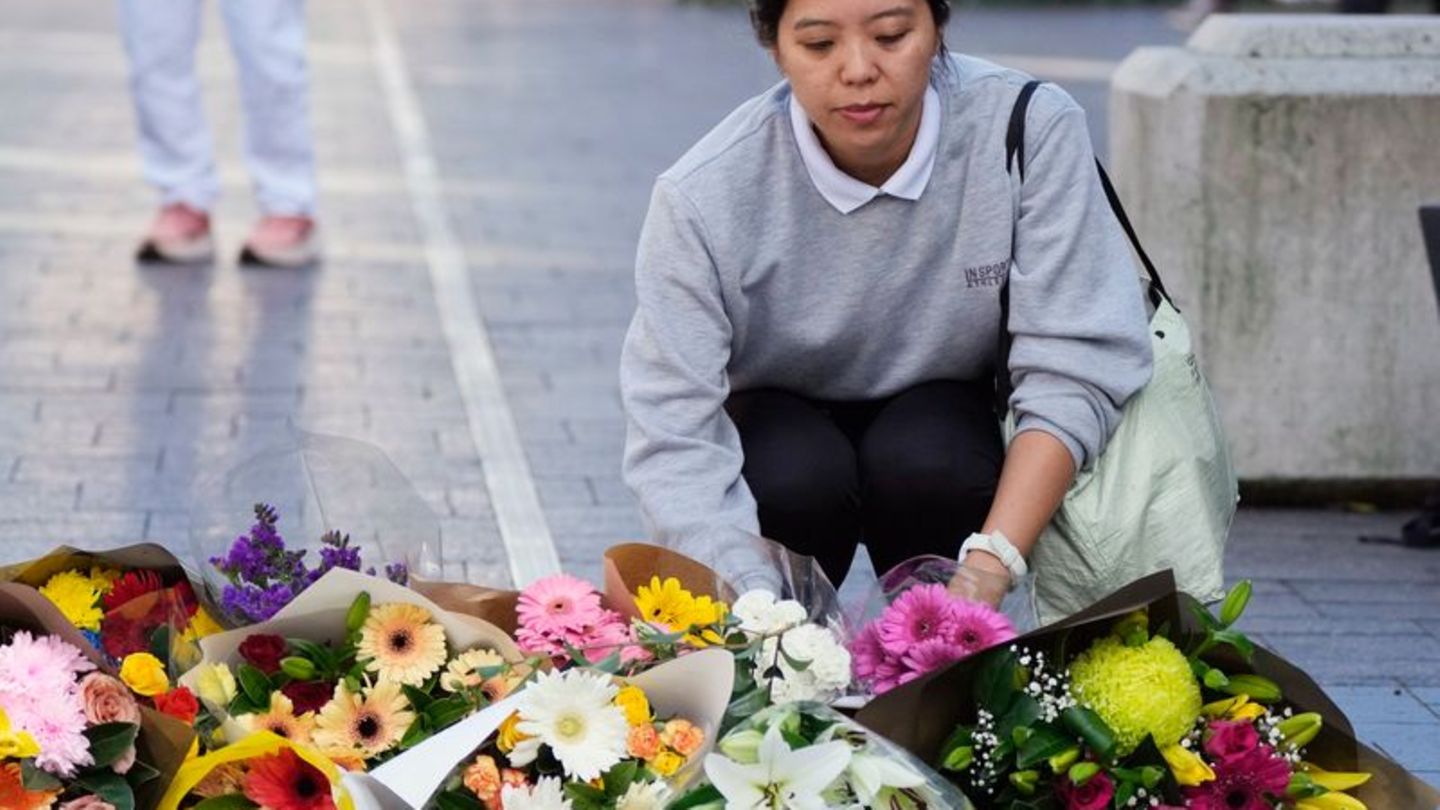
[748,0,951,49]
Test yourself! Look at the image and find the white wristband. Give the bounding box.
[959,530,1029,587]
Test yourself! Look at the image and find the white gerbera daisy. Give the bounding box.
[500,776,573,810]
[515,669,628,781]
[616,779,671,810]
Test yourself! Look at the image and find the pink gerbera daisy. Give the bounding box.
[876,584,961,655]
[900,636,969,678]
[850,624,905,693]
[516,574,604,637]
[944,598,1017,657]
[1183,746,1292,810]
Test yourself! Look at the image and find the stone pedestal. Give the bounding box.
[1110,15,1440,483]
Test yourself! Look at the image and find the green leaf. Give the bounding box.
[974,648,1020,716]
[236,664,273,706]
[21,760,62,791]
[1061,706,1117,762]
[192,795,261,810]
[996,694,1041,741]
[603,761,639,796]
[149,625,172,663]
[126,760,161,788]
[425,696,473,730]
[402,684,434,712]
[1210,629,1255,663]
[85,722,140,768]
[1188,601,1222,632]
[1016,724,1075,769]
[399,718,431,750]
[777,645,813,673]
[668,784,724,810]
[435,790,487,810]
[563,781,608,805]
[76,770,136,810]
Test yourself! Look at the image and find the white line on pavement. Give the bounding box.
[360,0,560,586]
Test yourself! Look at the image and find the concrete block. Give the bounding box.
[1110,15,1440,480]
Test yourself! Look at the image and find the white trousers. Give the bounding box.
[117,0,316,215]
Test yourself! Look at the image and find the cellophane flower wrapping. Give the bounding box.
[189,431,443,626]
[843,554,1034,700]
[683,700,974,809]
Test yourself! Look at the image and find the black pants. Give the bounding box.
[726,380,1005,586]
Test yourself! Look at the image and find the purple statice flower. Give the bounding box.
[385,561,409,585]
[209,504,409,623]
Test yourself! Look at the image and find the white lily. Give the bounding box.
[704,723,852,810]
[846,752,927,805]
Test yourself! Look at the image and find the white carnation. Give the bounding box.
[733,589,808,636]
[754,623,851,704]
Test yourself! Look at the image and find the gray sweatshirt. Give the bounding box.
[620,55,1153,547]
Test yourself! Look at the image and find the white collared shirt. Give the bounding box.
[788,84,942,214]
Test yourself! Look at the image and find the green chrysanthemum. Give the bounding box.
[1069,634,1201,755]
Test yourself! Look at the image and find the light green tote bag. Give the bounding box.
[1001,81,1239,625]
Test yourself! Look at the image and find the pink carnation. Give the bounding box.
[61,798,118,810]
[0,632,96,778]
[517,574,605,637]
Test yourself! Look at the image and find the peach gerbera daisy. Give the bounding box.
[313,680,415,758]
[357,603,447,686]
[238,692,316,745]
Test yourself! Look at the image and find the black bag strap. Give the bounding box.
[995,80,1175,415]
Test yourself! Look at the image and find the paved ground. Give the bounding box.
[0,0,1435,786]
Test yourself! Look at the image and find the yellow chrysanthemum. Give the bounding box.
[85,566,123,596]
[358,603,448,687]
[0,706,39,759]
[497,711,528,754]
[614,686,652,727]
[1069,634,1201,755]
[39,570,103,631]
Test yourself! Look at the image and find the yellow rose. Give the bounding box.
[119,652,170,697]
[1161,743,1216,787]
[651,750,685,777]
[614,686,652,727]
[192,662,238,708]
[185,608,225,641]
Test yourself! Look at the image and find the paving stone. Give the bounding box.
[1353,722,1440,773]
[1324,685,1440,724]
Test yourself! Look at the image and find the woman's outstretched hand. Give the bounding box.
[948,551,1012,608]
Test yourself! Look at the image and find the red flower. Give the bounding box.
[243,748,336,810]
[1055,770,1115,810]
[281,681,335,716]
[1184,745,1292,810]
[101,613,152,659]
[154,686,200,725]
[239,634,289,674]
[1205,720,1261,766]
[103,570,165,612]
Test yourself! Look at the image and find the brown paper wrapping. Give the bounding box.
[601,542,734,620]
[0,543,190,588]
[855,571,1440,808]
[0,582,197,810]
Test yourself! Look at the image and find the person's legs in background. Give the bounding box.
[858,380,1004,578]
[727,389,864,586]
[221,0,321,267]
[117,0,217,264]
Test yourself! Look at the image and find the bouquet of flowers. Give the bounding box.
[348,649,736,810]
[180,568,522,770]
[677,702,972,809]
[857,572,1440,810]
[848,556,1022,698]
[190,433,443,627]
[155,732,355,810]
[0,582,193,810]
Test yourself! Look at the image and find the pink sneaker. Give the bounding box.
[239,215,321,268]
[137,203,214,264]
